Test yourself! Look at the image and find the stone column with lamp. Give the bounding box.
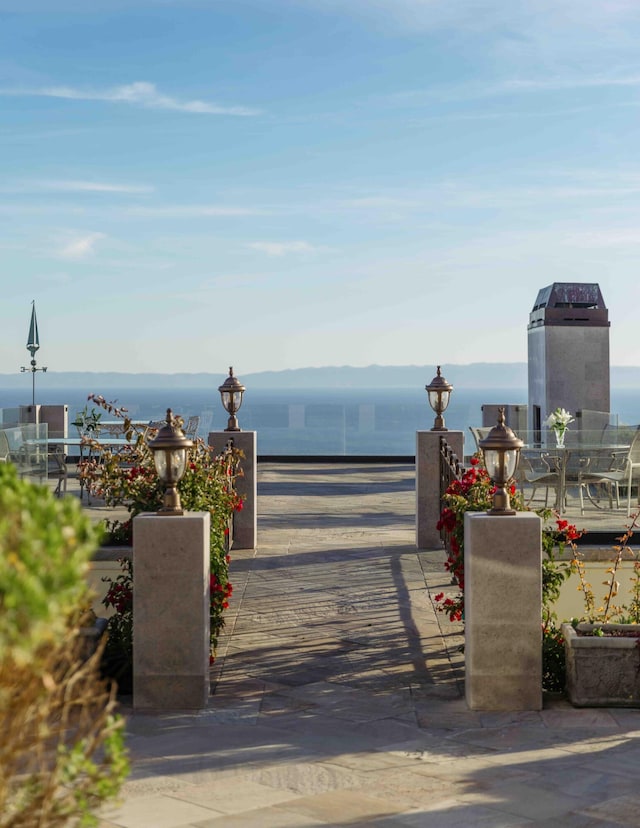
[416,366,464,548]
[133,410,211,710]
[465,409,542,711]
[208,367,257,550]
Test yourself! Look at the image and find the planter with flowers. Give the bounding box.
[544,407,575,448]
[436,450,640,702]
[436,454,582,693]
[81,395,243,692]
[562,514,640,707]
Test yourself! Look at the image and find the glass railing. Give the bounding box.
[0,398,636,459]
[0,421,48,482]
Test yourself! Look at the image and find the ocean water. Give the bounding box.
[1,386,639,456]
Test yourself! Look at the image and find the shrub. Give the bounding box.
[0,463,128,826]
[573,512,640,624]
[435,454,580,693]
[81,395,242,668]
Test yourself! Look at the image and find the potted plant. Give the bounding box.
[72,404,102,437]
[562,514,640,707]
[543,407,575,448]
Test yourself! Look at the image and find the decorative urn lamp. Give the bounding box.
[147,408,193,515]
[479,408,523,515]
[218,367,246,432]
[425,366,453,431]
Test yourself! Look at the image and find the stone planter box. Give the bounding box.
[562,622,640,707]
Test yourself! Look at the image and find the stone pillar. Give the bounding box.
[208,430,257,550]
[416,430,464,549]
[464,511,542,711]
[133,512,210,710]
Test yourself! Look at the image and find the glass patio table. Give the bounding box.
[523,443,630,514]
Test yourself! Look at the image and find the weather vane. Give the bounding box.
[20,300,47,406]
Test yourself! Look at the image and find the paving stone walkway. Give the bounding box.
[100,463,640,828]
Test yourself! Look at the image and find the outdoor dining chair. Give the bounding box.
[47,446,68,497]
[518,451,562,508]
[579,427,640,516]
[468,426,492,453]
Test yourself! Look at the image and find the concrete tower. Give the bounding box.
[527,282,610,438]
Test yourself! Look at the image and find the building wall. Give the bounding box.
[528,324,610,431]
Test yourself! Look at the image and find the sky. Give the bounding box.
[1,0,640,375]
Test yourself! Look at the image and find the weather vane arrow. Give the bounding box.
[20,300,47,405]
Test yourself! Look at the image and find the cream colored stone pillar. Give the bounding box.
[208,430,257,550]
[133,512,210,710]
[464,511,542,711]
[415,430,464,548]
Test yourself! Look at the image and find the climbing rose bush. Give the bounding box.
[434,453,582,692]
[434,456,524,622]
[81,395,244,663]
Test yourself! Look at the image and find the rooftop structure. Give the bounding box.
[528,282,610,438]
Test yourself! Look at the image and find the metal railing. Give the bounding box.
[439,435,465,548]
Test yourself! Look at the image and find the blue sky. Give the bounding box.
[2,0,640,375]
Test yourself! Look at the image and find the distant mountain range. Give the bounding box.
[1,362,639,389]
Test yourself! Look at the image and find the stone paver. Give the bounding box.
[100,463,640,827]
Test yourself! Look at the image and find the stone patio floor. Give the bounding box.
[98,463,640,827]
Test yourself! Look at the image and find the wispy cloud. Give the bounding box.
[56,232,105,260]
[391,73,640,107]
[441,183,640,208]
[497,74,640,93]
[0,81,261,116]
[3,179,153,194]
[564,229,640,247]
[247,241,323,256]
[126,205,267,218]
[341,196,418,209]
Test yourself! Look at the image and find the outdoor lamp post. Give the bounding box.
[479,408,523,515]
[147,409,193,515]
[425,366,453,431]
[218,367,246,432]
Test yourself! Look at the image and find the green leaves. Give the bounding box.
[0,464,102,659]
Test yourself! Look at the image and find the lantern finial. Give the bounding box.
[147,408,193,514]
[478,407,523,515]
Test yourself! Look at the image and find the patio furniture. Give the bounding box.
[468,426,492,453]
[48,447,68,497]
[578,427,640,516]
[518,451,561,507]
[184,415,200,439]
[0,429,10,463]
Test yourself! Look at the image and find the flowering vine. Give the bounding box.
[434,453,582,692]
[83,395,244,675]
